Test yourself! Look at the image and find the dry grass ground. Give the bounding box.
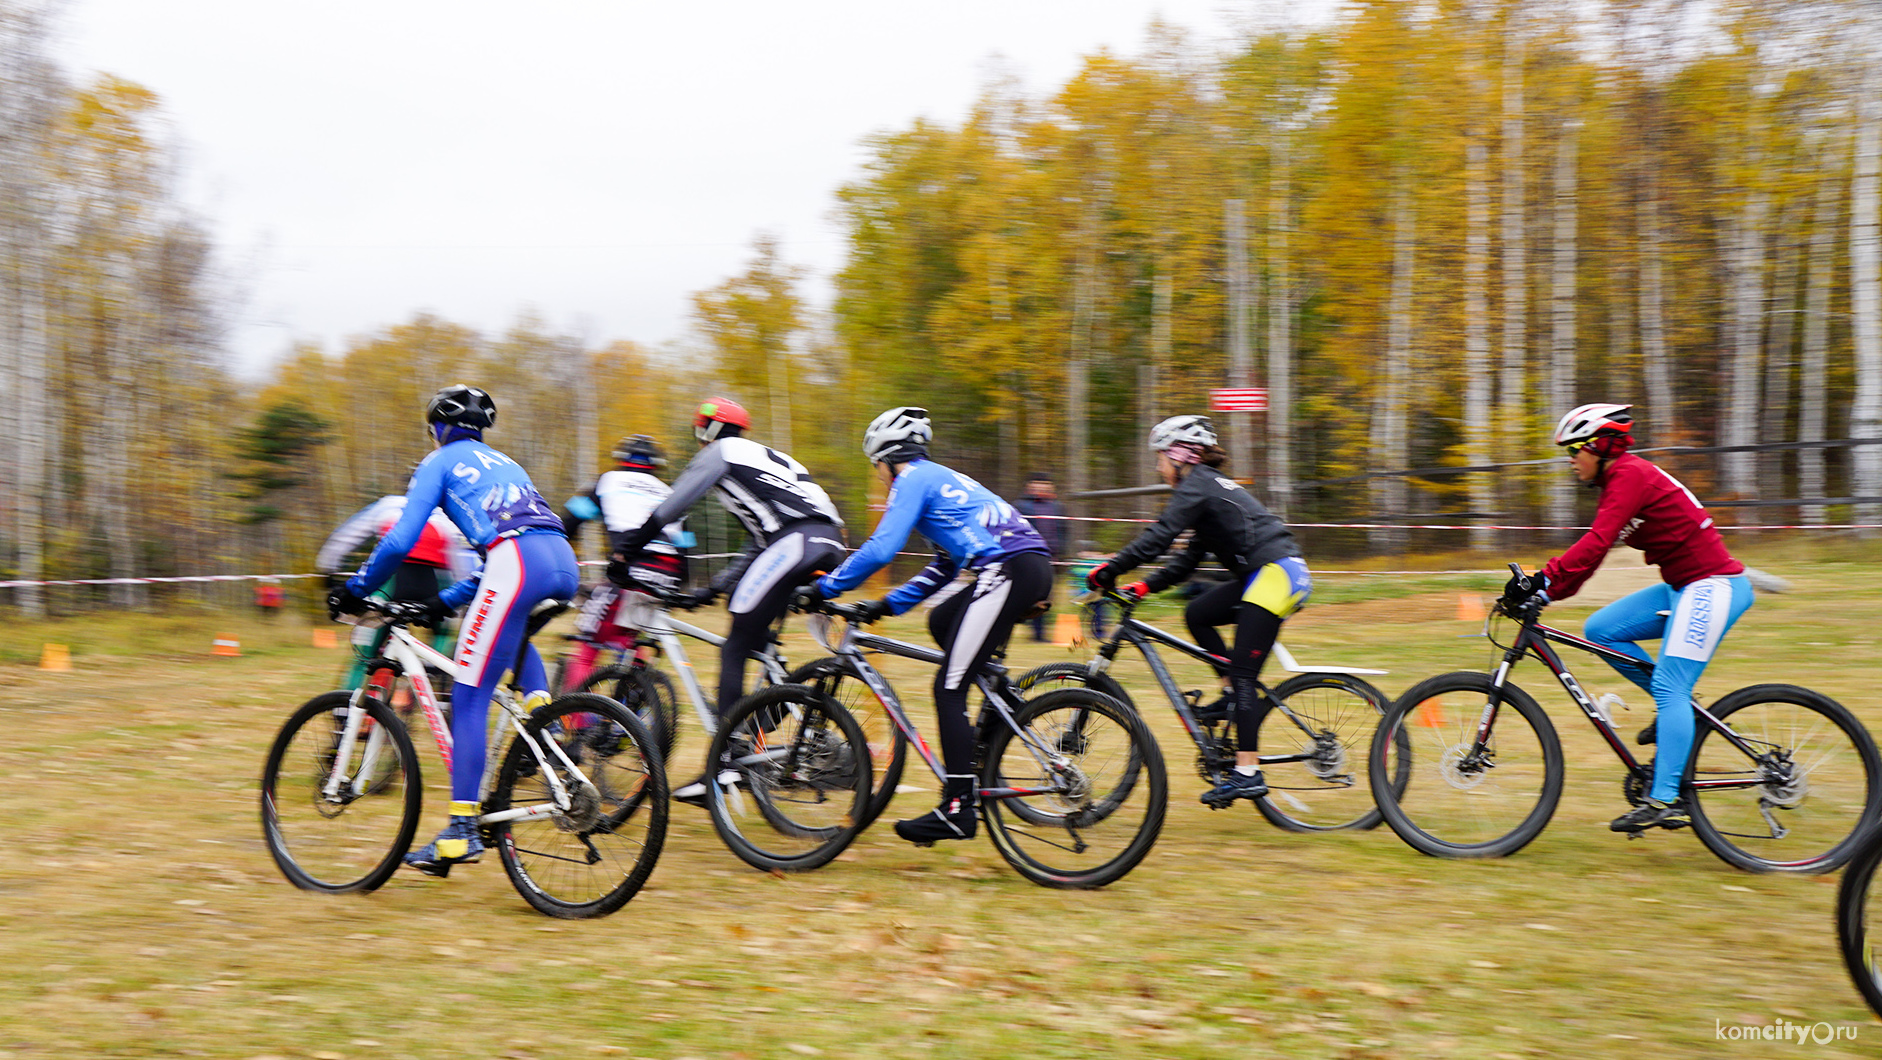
[1,544,1878,1058]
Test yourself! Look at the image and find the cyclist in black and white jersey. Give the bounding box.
[612,397,846,803]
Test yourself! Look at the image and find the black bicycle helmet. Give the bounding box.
[612,433,664,468]
[425,385,497,430]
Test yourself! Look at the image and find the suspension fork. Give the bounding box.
[1468,635,1531,754]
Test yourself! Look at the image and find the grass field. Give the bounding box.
[1,547,1878,1058]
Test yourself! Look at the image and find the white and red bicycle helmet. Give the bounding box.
[1554,403,1634,457]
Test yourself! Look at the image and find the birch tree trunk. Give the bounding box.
[1852,52,1882,525]
[1500,21,1528,521]
[1225,198,1253,479]
[1549,117,1579,538]
[1759,196,1802,506]
[1465,6,1495,549]
[1638,172,1677,444]
[1800,136,1840,525]
[1372,185,1415,555]
[0,5,56,615]
[1066,200,1098,513]
[1721,108,1769,501]
[1147,266,1171,487]
[1267,127,1294,518]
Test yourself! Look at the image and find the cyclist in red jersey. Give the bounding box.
[1501,404,1754,833]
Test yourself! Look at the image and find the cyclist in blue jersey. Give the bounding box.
[812,407,1053,845]
[328,385,580,877]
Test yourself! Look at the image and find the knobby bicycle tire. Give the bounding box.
[261,689,422,894]
[487,693,667,918]
[1254,673,1406,833]
[979,688,1166,889]
[1370,672,1565,859]
[1005,664,1142,829]
[1685,683,1882,874]
[706,683,874,873]
[787,657,908,829]
[1836,825,1882,1018]
[578,663,680,761]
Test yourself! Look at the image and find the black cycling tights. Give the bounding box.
[926,552,1054,792]
[1184,578,1285,753]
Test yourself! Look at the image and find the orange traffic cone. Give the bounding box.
[1415,697,1447,728]
[1053,611,1082,648]
[1457,594,1486,622]
[310,628,337,649]
[212,634,241,658]
[39,643,71,672]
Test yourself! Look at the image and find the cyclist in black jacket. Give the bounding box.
[1086,414,1311,809]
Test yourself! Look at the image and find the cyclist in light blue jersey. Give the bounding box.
[813,407,1053,846]
[329,385,580,877]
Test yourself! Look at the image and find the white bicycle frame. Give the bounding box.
[613,593,794,740]
[325,616,594,828]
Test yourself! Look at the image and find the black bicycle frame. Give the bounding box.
[1089,612,1321,769]
[832,627,1075,803]
[1487,615,1768,791]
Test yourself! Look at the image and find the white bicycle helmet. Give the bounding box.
[1148,414,1217,452]
[1553,403,1634,448]
[862,406,932,463]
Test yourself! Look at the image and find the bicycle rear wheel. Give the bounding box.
[1369,672,1564,859]
[487,693,667,918]
[1004,664,1142,828]
[1686,684,1882,874]
[1254,674,1405,832]
[578,663,680,760]
[705,684,873,873]
[261,690,421,894]
[1013,661,1137,710]
[980,689,1166,889]
[1837,827,1882,1017]
[787,657,907,828]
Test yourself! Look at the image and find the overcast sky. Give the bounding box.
[54,1,1328,379]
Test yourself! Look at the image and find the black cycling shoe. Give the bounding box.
[1609,798,1690,833]
[894,796,978,846]
[1200,769,1268,809]
[1637,719,1657,746]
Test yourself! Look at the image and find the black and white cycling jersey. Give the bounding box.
[616,436,841,558]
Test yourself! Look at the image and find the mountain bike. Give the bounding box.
[1005,588,1404,832]
[260,599,668,917]
[584,586,902,816]
[1836,824,1882,1016]
[710,599,1167,889]
[1368,565,1881,872]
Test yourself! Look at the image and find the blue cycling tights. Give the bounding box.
[1583,574,1754,803]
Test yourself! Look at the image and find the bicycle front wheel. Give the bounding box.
[579,664,680,760]
[1370,672,1564,859]
[260,690,421,894]
[1837,827,1882,1017]
[1254,674,1405,833]
[1687,684,1882,874]
[487,693,668,918]
[707,684,874,873]
[980,689,1166,889]
[787,657,907,829]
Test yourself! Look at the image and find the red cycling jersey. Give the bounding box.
[1540,452,1744,601]
[378,513,453,569]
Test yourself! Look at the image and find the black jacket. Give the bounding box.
[1108,466,1298,593]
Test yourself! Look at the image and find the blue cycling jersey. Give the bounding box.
[348,438,564,608]
[817,458,1048,614]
